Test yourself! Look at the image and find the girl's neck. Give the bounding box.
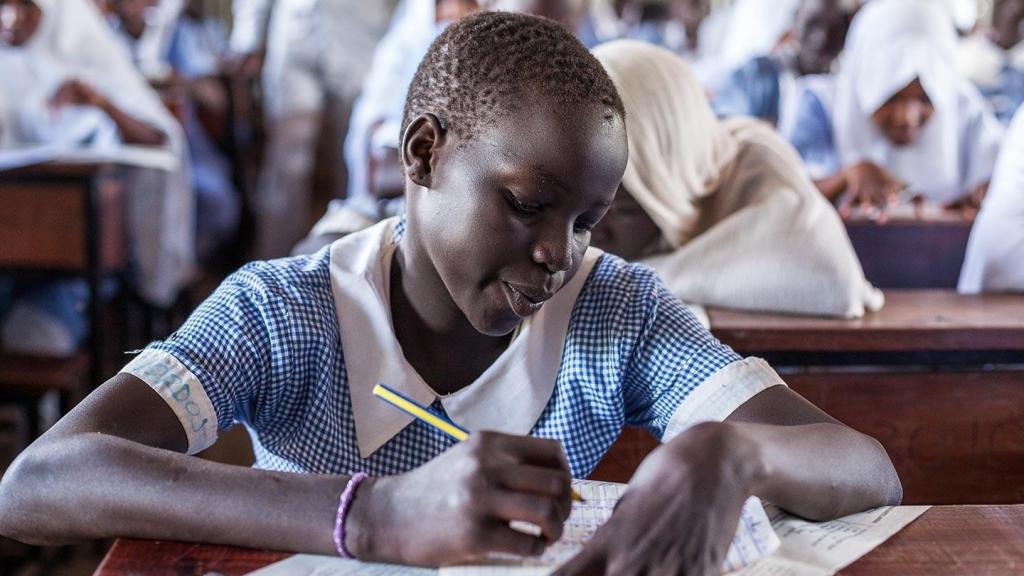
[390,243,511,395]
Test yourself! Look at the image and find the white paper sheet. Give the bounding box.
[732,504,930,576]
[0,144,177,172]
[247,554,435,576]
[440,480,779,576]
[246,482,926,576]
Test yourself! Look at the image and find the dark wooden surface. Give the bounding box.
[844,216,973,290]
[94,506,1024,575]
[589,368,1024,506]
[789,371,1024,505]
[0,162,125,272]
[707,290,1024,354]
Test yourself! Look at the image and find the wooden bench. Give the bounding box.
[593,291,1024,505]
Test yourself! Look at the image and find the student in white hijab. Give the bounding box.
[0,0,194,353]
[589,40,883,318]
[818,0,1003,213]
[959,107,1024,293]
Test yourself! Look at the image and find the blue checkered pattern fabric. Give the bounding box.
[147,239,741,478]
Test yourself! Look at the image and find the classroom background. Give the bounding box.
[1,0,1023,574]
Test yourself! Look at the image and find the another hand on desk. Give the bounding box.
[837,161,906,222]
[557,422,759,576]
[943,182,988,220]
[347,431,573,567]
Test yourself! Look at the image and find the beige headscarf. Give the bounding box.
[596,39,741,247]
[594,40,884,317]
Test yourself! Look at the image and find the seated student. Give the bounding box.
[230,0,396,259]
[166,0,241,264]
[0,13,900,573]
[959,108,1024,293]
[811,0,1004,215]
[589,40,882,318]
[712,0,853,130]
[587,0,729,87]
[292,0,476,256]
[957,0,1024,124]
[294,0,591,255]
[107,0,180,79]
[0,0,194,355]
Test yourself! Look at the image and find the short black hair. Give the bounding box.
[402,11,625,145]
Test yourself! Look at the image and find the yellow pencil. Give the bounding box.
[372,383,584,502]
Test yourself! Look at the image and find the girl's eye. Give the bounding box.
[505,190,542,215]
[573,219,595,234]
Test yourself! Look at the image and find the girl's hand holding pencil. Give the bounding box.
[347,430,574,566]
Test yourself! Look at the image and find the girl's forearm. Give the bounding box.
[0,432,347,552]
[96,96,168,146]
[729,421,902,520]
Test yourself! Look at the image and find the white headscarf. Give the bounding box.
[834,0,971,204]
[594,40,883,318]
[0,0,194,306]
[959,108,1024,293]
[719,0,802,70]
[595,39,741,247]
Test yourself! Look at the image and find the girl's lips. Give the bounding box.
[502,282,547,318]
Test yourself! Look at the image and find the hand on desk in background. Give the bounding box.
[48,79,105,110]
[348,431,573,567]
[943,182,988,221]
[556,422,757,576]
[836,160,907,223]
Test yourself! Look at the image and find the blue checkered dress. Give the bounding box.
[143,239,740,478]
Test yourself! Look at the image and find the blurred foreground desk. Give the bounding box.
[593,291,1024,504]
[93,506,1024,575]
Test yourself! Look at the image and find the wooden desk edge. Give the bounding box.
[94,506,1024,575]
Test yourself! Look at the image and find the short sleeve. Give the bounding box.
[621,272,785,441]
[119,263,293,454]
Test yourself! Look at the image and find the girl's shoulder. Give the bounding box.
[576,252,666,314]
[220,247,335,314]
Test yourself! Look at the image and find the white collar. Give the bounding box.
[329,219,603,458]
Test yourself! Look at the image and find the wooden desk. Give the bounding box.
[708,290,1024,358]
[708,291,1024,505]
[844,214,973,289]
[0,162,126,434]
[93,506,1024,575]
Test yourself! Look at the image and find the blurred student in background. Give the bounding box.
[166,0,241,263]
[231,0,397,258]
[588,41,882,319]
[802,0,1003,217]
[959,107,1024,293]
[958,0,1024,124]
[713,0,855,129]
[0,0,193,354]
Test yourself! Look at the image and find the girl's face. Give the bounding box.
[0,0,41,47]
[404,98,628,336]
[871,79,934,147]
[589,184,664,261]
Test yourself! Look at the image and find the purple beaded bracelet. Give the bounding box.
[333,472,369,559]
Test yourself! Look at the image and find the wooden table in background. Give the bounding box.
[844,213,973,289]
[93,506,1024,575]
[593,291,1024,504]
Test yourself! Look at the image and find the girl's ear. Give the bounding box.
[402,114,447,189]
